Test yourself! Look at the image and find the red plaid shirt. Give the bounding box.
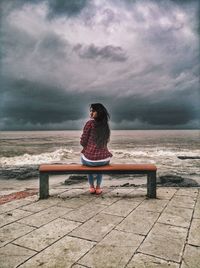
[80,120,112,160]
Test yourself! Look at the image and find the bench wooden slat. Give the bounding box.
[39,164,157,172]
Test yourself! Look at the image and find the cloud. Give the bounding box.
[47,0,89,17]
[110,87,200,125]
[74,44,128,62]
[0,0,199,130]
[1,76,199,130]
[1,0,89,18]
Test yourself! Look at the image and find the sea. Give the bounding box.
[0,130,200,183]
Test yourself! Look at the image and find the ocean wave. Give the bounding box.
[1,147,200,167]
[112,149,200,159]
[0,148,74,166]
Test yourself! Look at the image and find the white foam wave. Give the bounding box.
[0,148,74,166]
[1,148,199,173]
[112,149,200,159]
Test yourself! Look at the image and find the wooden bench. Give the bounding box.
[39,164,157,199]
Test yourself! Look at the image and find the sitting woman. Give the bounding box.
[80,103,112,194]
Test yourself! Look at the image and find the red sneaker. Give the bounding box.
[96,187,102,195]
[89,186,96,194]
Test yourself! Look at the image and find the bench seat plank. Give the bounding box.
[39,164,157,172]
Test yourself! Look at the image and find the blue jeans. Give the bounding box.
[81,157,110,187]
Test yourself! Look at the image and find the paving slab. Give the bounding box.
[18,235,96,268]
[78,229,144,268]
[188,218,200,246]
[0,209,33,228]
[0,222,35,247]
[168,195,196,209]
[139,222,188,262]
[181,244,200,268]
[0,198,36,214]
[101,198,142,217]
[158,205,193,228]
[70,212,123,242]
[49,188,68,196]
[156,188,177,200]
[58,189,88,198]
[20,199,59,213]
[104,188,138,197]
[175,188,199,198]
[0,243,36,268]
[23,195,38,201]
[116,208,160,235]
[14,218,81,251]
[193,199,200,219]
[57,196,91,209]
[136,199,169,213]
[61,202,106,222]
[18,206,72,227]
[126,253,179,268]
[123,188,147,198]
[93,196,121,206]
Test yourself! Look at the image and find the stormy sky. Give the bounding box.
[0,0,199,130]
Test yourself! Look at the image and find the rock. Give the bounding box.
[0,165,39,180]
[178,156,200,160]
[181,178,199,187]
[64,175,88,185]
[160,175,184,184]
[158,175,199,187]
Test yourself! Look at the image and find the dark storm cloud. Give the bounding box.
[74,44,128,62]
[0,0,199,130]
[0,77,112,130]
[1,79,84,124]
[1,77,199,130]
[110,87,200,127]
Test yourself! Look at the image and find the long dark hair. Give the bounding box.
[90,103,110,147]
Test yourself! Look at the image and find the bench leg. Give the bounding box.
[39,172,49,199]
[147,171,157,198]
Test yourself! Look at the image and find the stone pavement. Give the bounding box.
[0,185,200,268]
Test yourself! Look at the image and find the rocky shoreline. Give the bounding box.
[0,165,39,180]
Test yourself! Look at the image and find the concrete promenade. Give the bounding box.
[0,181,200,267]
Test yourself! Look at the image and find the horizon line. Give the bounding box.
[0,128,199,132]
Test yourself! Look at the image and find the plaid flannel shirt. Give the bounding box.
[80,120,112,161]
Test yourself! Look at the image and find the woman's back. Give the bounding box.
[80,119,112,160]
